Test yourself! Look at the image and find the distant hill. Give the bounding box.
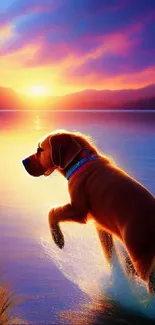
[50,84,155,110]
[0,84,155,110]
[0,87,23,110]
[60,84,155,102]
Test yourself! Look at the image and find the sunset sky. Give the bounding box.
[0,0,155,96]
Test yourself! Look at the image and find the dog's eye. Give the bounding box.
[37,147,44,154]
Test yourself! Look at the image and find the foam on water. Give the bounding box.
[41,221,155,320]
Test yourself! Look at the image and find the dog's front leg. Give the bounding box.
[48,203,87,249]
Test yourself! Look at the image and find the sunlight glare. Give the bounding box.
[28,85,50,97]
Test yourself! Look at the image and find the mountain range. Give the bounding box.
[0,84,155,110]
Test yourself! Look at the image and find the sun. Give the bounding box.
[28,85,50,97]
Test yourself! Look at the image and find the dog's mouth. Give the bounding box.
[44,168,55,176]
[22,155,46,177]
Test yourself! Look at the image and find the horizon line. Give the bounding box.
[0,82,155,98]
[0,109,155,113]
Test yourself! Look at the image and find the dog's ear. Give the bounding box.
[49,133,82,169]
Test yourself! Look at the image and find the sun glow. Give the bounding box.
[27,85,50,97]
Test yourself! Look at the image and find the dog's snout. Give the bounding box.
[22,154,46,177]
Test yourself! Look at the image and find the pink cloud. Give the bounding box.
[20,22,142,70]
[59,65,155,91]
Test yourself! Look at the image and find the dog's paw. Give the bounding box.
[51,224,64,249]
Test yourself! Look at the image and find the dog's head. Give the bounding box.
[22,130,92,177]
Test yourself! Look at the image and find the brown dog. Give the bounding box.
[22,130,155,294]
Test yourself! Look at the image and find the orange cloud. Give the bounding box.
[59,66,155,94]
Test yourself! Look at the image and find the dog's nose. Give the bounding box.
[22,158,29,166]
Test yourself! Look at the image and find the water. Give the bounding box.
[0,110,155,324]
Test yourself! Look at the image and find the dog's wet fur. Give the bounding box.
[22,129,155,295]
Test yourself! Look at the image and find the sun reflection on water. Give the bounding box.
[34,115,42,131]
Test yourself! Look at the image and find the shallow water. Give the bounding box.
[0,110,155,324]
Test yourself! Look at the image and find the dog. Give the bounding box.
[22,130,155,294]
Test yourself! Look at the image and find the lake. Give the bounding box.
[0,110,155,324]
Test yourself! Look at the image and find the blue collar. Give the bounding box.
[66,150,99,180]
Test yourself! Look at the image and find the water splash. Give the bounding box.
[41,221,155,320]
